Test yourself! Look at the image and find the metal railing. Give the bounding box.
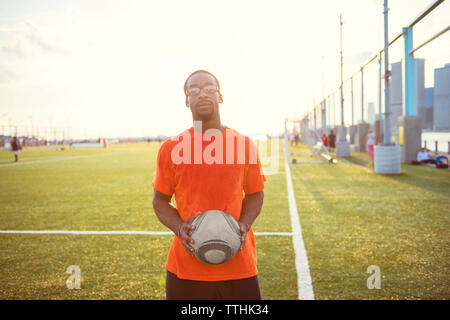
[303,0,448,145]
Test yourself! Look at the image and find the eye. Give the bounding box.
[188,88,200,95]
[204,85,218,94]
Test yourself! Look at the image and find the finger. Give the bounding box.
[182,239,195,256]
[184,246,194,256]
[186,246,194,256]
[186,215,195,226]
[238,221,248,234]
[239,232,246,250]
[181,226,195,241]
[182,217,196,234]
[181,231,195,245]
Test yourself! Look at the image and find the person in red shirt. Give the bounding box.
[321,133,328,150]
[152,70,265,300]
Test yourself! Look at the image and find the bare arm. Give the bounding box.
[238,190,264,250]
[152,189,195,255]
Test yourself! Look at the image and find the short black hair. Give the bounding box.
[184,70,221,96]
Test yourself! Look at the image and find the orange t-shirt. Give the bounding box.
[152,126,266,281]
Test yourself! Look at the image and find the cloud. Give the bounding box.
[0,20,67,59]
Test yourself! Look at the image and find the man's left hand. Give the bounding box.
[238,221,250,251]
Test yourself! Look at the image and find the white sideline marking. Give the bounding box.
[0,150,144,167]
[254,232,292,236]
[263,171,286,175]
[0,230,173,235]
[284,131,315,300]
[0,230,294,236]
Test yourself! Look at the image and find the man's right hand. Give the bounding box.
[178,216,196,256]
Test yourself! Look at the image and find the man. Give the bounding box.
[328,130,336,154]
[152,70,265,300]
[10,136,22,162]
[415,148,435,165]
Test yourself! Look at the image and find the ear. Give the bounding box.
[218,93,223,104]
[185,96,189,107]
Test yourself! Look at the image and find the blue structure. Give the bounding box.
[403,27,416,116]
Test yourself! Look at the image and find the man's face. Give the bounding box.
[185,72,222,122]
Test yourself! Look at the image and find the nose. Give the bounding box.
[198,88,209,98]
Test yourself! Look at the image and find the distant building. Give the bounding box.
[390,62,403,142]
[423,87,434,130]
[389,59,426,139]
[433,64,450,131]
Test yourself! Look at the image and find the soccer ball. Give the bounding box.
[188,210,242,265]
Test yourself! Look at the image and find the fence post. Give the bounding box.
[313,107,317,131]
[351,77,354,126]
[361,67,364,123]
[379,54,383,120]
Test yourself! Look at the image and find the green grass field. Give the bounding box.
[0,141,448,299]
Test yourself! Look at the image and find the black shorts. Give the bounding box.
[166,270,261,300]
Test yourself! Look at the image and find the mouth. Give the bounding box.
[196,101,214,113]
[196,100,214,110]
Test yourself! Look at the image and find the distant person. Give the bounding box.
[289,132,294,145]
[366,129,375,166]
[10,136,22,162]
[294,133,299,145]
[412,148,436,165]
[321,133,328,150]
[328,130,336,153]
[103,138,107,148]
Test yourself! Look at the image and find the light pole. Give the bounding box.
[374,0,401,174]
[339,13,345,141]
[336,13,350,157]
[383,0,392,145]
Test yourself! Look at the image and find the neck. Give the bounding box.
[192,116,224,133]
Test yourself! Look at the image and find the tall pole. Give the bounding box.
[361,67,364,123]
[322,56,326,128]
[378,54,383,121]
[339,13,346,141]
[383,0,392,145]
[332,91,336,128]
[327,95,330,129]
[351,77,354,126]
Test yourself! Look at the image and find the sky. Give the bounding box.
[0,0,449,139]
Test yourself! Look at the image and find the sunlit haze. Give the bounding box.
[0,0,449,139]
